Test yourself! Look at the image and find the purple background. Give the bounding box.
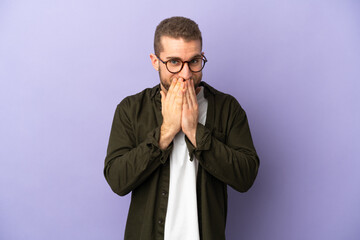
[1,1,359,239]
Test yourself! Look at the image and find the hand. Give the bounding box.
[181,79,199,147]
[159,78,185,149]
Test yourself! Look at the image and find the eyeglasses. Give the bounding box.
[156,54,207,74]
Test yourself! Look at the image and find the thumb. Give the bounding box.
[160,90,165,103]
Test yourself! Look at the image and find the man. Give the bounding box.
[104,16,259,240]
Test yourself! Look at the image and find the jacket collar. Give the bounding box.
[150,84,161,99]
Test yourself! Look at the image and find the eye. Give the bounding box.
[169,59,181,65]
[190,58,200,64]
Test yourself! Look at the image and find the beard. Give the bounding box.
[158,68,202,92]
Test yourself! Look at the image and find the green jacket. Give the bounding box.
[104,81,260,240]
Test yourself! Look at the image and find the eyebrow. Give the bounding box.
[165,54,202,60]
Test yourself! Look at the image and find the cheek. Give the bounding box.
[159,67,167,77]
[194,72,202,81]
[159,68,175,82]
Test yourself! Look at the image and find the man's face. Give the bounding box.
[151,36,203,92]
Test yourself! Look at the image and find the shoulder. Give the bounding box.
[117,84,160,110]
[201,81,243,112]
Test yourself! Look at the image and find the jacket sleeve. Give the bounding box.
[185,99,259,193]
[104,99,172,196]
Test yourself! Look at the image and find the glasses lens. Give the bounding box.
[166,59,183,73]
[189,58,205,72]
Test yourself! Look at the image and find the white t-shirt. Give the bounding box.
[164,87,208,240]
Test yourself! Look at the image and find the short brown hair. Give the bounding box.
[154,16,202,56]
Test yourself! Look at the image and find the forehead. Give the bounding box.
[160,36,201,58]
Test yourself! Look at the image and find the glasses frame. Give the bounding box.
[156,54,208,74]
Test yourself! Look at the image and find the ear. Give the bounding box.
[150,53,159,71]
[201,51,205,56]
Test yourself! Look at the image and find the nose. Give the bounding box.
[178,62,192,80]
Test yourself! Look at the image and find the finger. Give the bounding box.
[183,83,189,110]
[187,79,197,107]
[190,79,196,93]
[185,81,191,100]
[174,91,183,110]
[182,79,187,93]
[167,78,177,95]
[172,80,183,99]
[174,78,182,92]
[176,77,185,93]
[160,90,166,105]
[178,80,185,96]
[168,79,181,103]
[171,81,184,108]
[186,82,195,109]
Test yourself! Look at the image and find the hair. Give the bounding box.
[154,16,202,56]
